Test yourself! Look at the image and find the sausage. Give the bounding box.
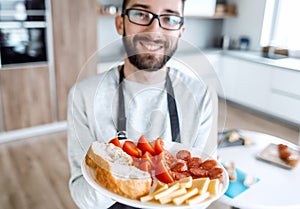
[208,167,223,180]
[176,150,191,161]
[171,159,188,172]
[278,144,288,151]
[187,157,202,169]
[189,167,208,178]
[200,159,217,170]
[279,150,291,160]
[172,171,191,181]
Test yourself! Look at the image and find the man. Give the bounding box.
[67,0,215,208]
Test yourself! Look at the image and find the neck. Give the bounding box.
[122,60,168,84]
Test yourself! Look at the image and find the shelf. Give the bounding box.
[98,13,237,19]
[97,4,237,19]
[186,13,237,19]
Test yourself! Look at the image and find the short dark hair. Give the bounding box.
[122,0,186,14]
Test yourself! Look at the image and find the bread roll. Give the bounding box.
[85,141,152,199]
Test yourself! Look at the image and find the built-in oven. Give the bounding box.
[0,0,48,67]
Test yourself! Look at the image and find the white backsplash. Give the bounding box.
[97,16,223,55]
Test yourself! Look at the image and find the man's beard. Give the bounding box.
[122,33,178,71]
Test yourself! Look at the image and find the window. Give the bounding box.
[261,0,300,51]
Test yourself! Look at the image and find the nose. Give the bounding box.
[146,17,162,32]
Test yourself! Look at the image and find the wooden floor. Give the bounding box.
[0,102,299,209]
[218,100,299,144]
[0,131,77,209]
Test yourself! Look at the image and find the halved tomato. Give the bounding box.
[137,135,156,156]
[154,137,165,155]
[138,160,152,174]
[122,141,142,158]
[141,151,155,167]
[155,160,174,184]
[108,137,122,148]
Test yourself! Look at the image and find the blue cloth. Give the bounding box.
[225,168,260,198]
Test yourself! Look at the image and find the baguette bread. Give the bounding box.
[85,141,152,199]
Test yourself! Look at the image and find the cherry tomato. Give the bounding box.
[108,137,122,148]
[155,160,174,184]
[137,135,156,156]
[122,141,142,158]
[154,137,165,155]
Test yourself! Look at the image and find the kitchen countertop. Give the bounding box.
[204,49,300,72]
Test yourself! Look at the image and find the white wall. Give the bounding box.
[222,0,267,51]
[182,18,222,49]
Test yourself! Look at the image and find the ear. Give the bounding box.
[115,15,124,35]
[178,25,185,38]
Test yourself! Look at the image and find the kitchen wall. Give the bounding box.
[181,18,223,49]
[97,17,223,53]
[222,0,267,51]
[97,0,268,52]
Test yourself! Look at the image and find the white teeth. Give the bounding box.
[144,44,160,51]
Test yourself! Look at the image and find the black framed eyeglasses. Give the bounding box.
[122,8,184,31]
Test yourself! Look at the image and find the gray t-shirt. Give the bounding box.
[67,67,214,209]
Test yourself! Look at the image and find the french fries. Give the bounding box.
[140,176,222,206]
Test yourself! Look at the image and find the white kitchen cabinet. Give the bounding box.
[206,53,221,75]
[219,56,271,111]
[270,68,300,98]
[270,93,300,125]
[185,52,300,126]
[213,53,300,126]
[270,68,300,124]
[205,52,224,96]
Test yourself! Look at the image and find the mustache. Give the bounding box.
[133,35,168,46]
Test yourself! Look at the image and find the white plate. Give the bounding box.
[256,143,299,169]
[82,141,229,209]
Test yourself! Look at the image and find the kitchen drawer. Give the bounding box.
[270,93,300,125]
[271,68,300,97]
[220,56,271,111]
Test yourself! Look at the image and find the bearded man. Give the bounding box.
[67,0,214,208]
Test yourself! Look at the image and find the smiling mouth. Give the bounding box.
[139,41,164,52]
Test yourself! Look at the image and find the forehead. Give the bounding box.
[125,0,183,14]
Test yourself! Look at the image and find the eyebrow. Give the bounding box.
[129,3,149,9]
[129,4,182,16]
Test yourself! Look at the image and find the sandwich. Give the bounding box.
[85,141,152,199]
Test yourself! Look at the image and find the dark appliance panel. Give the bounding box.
[0,0,48,66]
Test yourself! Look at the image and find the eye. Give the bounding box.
[162,15,182,25]
[130,10,148,20]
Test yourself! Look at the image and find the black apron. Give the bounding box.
[110,66,181,209]
[116,65,181,142]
